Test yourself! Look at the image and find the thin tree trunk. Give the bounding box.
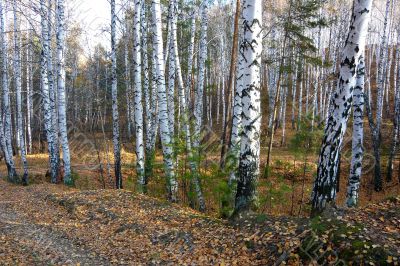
[220,0,240,169]
[386,39,400,182]
[193,1,208,151]
[13,0,28,184]
[171,0,205,211]
[56,0,72,184]
[26,31,33,154]
[151,0,178,201]
[0,0,17,181]
[41,0,58,183]
[111,0,122,189]
[370,0,391,192]
[133,0,146,192]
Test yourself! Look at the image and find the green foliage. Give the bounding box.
[289,114,324,158]
[124,175,136,191]
[215,178,233,218]
[304,216,392,264]
[271,0,330,74]
[255,214,268,224]
[70,171,81,187]
[260,160,294,212]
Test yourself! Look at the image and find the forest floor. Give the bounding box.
[0,179,399,265]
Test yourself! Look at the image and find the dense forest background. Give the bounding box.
[0,0,398,218]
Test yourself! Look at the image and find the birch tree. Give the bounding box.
[133,0,145,192]
[234,0,262,215]
[311,0,373,215]
[386,33,400,182]
[142,0,156,185]
[47,0,60,172]
[151,0,178,201]
[186,10,196,104]
[346,55,365,207]
[0,0,17,181]
[26,30,33,154]
[169,0,206,211]
[193,1,208,150]
[56,0,72,184]
[13,0,28,185]
[40,0,58,183]
[227,0,242,187]
[366,0,391,191]
[111,0,122,189]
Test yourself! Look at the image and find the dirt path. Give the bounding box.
[0,182,110,265]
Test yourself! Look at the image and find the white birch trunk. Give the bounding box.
[40,0,57,183]
[26,30,33,154]
[167,2,176,139]
[151,0,177,201]
[193,1,208,150]
[234,0,262,214]
[311,0,372,215]
[0,0,17,181]
[111,0,122,189]
[13,0,28,184]
[133,0,145,191]
[142,1,156,183]
[186,10,196,105]
[56,0,72,184]
[228,40,243,187]
[346,55,365,207]
[47,0,60,172]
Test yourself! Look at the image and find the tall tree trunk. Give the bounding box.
[311,0,372,216]
[26,30,33,154]
[111,0,122,189]
[47,0,60,175]
[234,0,262,215]
[193,1,208,151]
[0,0,17,181]
[13,0,28,185]
[370,0,391,191]
[124,19,133,139]
[56,0,72,184]
[133,0,145,192]
[41,0,58,183]
[387,39,400,182]
[220,0,240,169]
[167,1,176,140]
[151,0,178,202]
[170,0,205,211]
[142,1,156,187]
[185,10,196,106]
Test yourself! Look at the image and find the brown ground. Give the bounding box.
[0,178,399,265]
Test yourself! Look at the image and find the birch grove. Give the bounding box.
[0,0,399,221]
